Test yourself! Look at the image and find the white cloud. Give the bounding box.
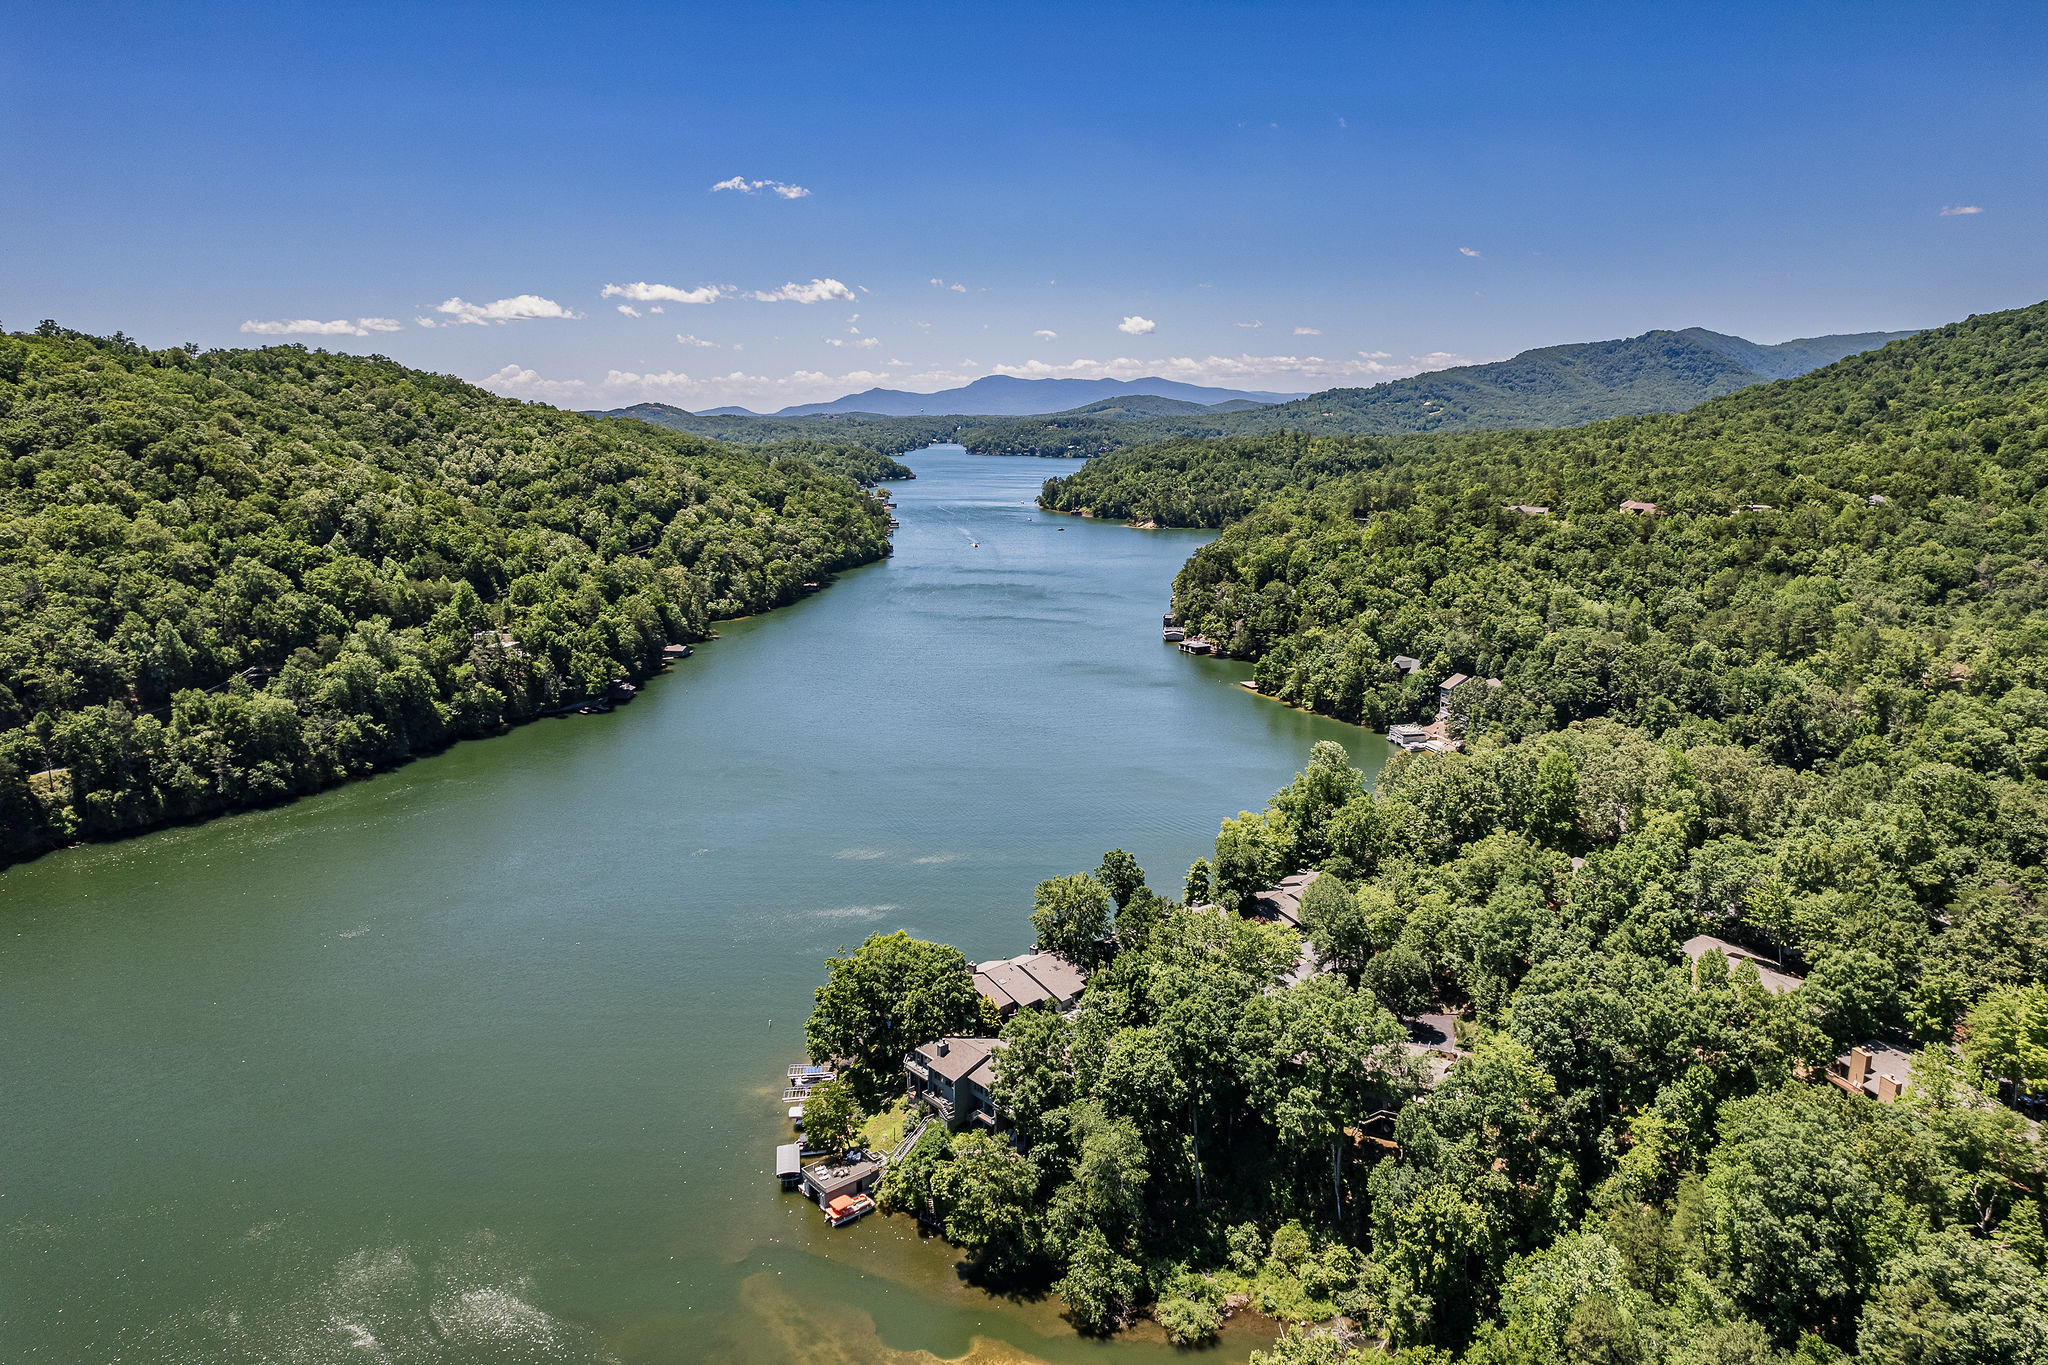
[1940,204,1983,216]
[650,305,664,313]
[710,175,811,199]
[436,294,581,325]
[415,317,436,328]
[825,336,881,348]
[983,349,1479,389]
[239,317,387,337]
[603,281,725,305]
[1033,329,1058,341]
[616,304,642,318]
[1458,246,1482,257]
[1118,315,1157,336]
[1236,321,1262,329]
[750,278,857,304]
[475,342,1490,413]
[1294,326,1322,335]
[930,277,968,293]
[675,333,718,347]
[478,364,590,400]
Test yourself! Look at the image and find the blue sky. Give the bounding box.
[3,2,2043,411]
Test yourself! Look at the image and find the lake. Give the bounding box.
[0,446,1388,1364]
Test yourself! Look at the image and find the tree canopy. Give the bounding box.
[0,324,899,862]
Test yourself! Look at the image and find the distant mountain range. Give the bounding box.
[663,375,1310,419]
[587,324,1919,453]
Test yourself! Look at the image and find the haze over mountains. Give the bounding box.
[589,323,1920,454]
[703,374,1310,418]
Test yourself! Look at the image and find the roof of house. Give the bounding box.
[1391,654,1421,672]
[1254,870,1321,927]
[1441,672,1471,691]
[1841,1040,1916,1092]
[1681,934,1804,995]
[976,960,1053,1010]
[910,1035,1007,1086]
[1506,504,1550,515]
[972,969,1026,1012]
[1014,951,1088,1003]
[978,951,1088,1008]
[1620,499,1659,513]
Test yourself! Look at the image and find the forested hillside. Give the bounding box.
[812,303,2048,1362]
[0,324,896,862]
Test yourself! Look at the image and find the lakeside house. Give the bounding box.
[905,1035,1008,1130]
[974,951,1088,1017]
[1506,504,1550,517]
[1619,499,1659,515]
[1391,655,1421,676]
[1252,870,1320,929]
[1178,637,1215,655]
[1681,934,1805,995]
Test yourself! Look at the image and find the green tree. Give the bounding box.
[1030,873,1114,967]
[1114,885,1167,950]
[800,1077,861,1154]
[1856,1228,2048,1365]
[1250,1325,1369,1365]
[1529,746,1580,846]
[1095,848,1146,910]
[1300,872,1373,978]
[992,1004,1076,1151]
[1364,945,1433,1019]
[1965,984,2048,1100]
[1055,1225,1143,1334]
[1701,1089,1897,1346]
[1248,975,1417,1220]
[1493,1231,1641,1365]
[805,931,981,1102]
[1215,809,1288,910]
[1183,857,1214,906]
[930,1130,1040,1273]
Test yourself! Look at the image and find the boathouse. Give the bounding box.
[801,1154,882,1205]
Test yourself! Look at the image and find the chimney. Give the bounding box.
[1847,1047,1870,1090]
[1877,1074,1899,1103]
[936,1039,949,1056]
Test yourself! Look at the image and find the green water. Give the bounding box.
[0,447,1388,1364]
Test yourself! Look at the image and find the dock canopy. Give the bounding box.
[775,1143,802,1181]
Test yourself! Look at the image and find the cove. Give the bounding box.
[0,446,1389,1364]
